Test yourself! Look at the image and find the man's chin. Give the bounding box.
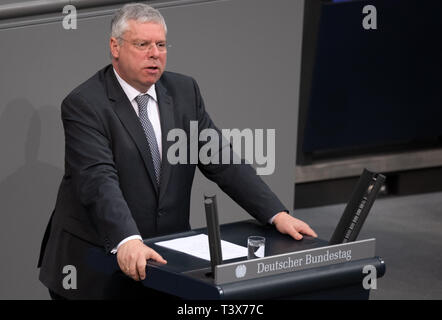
[141,74,162,86]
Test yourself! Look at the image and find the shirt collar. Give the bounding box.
[113,67,157,103]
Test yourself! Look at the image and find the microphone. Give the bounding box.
[329,169,386,245]
[204,194,223,277]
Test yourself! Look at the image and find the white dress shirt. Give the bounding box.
[113,68,162,158]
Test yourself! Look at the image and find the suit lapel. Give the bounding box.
[156,81,175,203]
[105,67,159,196]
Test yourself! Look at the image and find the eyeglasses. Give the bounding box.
[118,37,170,53]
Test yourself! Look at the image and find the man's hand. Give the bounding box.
[273,211,318,240]
[116,239,167,281]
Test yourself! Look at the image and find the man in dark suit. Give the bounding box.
[38,3,317,299]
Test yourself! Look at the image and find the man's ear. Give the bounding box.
[110,37,120,59]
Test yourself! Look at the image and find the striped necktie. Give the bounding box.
[135,94,161,184]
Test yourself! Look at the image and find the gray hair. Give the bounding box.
[111,3,167,39]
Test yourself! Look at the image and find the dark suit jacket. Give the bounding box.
[38,64,287,299]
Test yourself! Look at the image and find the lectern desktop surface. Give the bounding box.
[144,219,327,275]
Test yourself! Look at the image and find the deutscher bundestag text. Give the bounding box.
[257,249,352,274]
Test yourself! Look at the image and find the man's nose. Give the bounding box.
[147,44,160,58]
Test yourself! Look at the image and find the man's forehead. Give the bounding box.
[125,20,166,34]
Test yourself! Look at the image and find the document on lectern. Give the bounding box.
[155,234,247,261]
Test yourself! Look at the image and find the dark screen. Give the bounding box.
[302,0,442,154]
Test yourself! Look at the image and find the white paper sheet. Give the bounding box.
[155,234,248,261]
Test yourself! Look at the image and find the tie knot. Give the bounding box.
[135,94,150,109]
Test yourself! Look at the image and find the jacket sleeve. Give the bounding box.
[61,92,140,252]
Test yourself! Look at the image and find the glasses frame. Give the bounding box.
[117,37,170,53]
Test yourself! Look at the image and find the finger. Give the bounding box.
[136,257,147,281]
[117,256,126,273]
[298,223,318,238]
[287,226,303,240]
[147,248,167,264]
[129,255,140,281]
[117,252,130,276]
